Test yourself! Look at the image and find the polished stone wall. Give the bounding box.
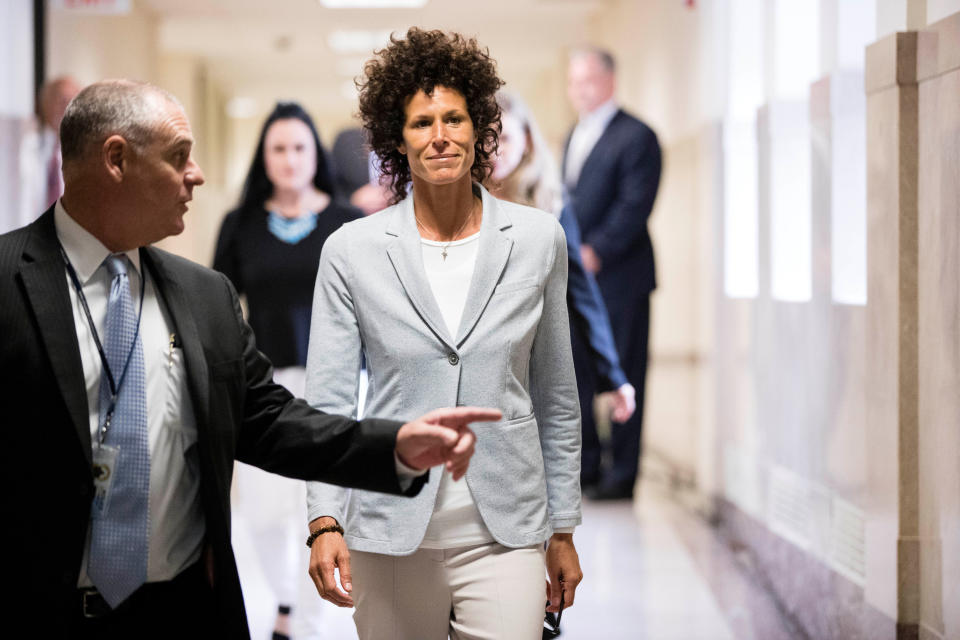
[915,11,960,640]
[865,29,919,633]
[712,71,881,639]
[583,3,959,639]
[712,11,960,640]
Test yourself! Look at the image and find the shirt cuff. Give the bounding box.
[395,452,427,491]
[553,526,576,534]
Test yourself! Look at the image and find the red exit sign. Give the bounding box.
[51,0,132,14]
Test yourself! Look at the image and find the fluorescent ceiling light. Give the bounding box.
[318,0,427,7]
[328,29,393,53]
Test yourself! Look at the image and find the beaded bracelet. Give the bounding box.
[305,523,345,548]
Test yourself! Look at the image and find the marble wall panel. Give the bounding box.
[716,296,760,515]
[917,10,960,636]
[865,35,914,618]
[713,70,877,637]
[717,498,896,640]
[811,76,870,515]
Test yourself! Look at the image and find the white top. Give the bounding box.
[55,201,206,587]
[418,230,494,548]
[564,98,619,188]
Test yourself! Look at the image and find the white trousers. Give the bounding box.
[350,542,546,640]
[232,367,308,608]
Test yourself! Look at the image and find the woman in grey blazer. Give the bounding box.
[304,28,582,639]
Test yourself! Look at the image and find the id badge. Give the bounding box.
[91,444,120,518]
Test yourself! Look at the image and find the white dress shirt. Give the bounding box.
[418,232,495,548]
[54,202,206,587]
[564,98,619,188]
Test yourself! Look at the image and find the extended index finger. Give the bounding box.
[428,407,502,426]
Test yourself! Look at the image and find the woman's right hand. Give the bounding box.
[307,516,354,607]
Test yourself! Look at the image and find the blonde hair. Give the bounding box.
[489,92,562,215]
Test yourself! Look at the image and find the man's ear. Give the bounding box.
[102,135,128,183]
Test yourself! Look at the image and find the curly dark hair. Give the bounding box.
[358,28,504,204]
[237,102,334,212]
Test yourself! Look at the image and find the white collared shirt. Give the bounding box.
[418,231,494,548]
[55,202,206,587]
[564,98,619,188]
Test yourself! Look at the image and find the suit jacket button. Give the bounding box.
[447,353,460,365]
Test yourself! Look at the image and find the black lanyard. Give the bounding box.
[59,244,146,443]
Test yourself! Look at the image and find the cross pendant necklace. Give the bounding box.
[416,200,478,263]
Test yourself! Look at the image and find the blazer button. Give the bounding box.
[447,353,460,365]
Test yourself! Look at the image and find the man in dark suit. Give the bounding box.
[563,47,662,500]
[0,79,496,639]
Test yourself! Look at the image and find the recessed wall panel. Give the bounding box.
[774,0,820,99]
[723,121,760,298]
[769,101,812,302]
[831,71,868,305]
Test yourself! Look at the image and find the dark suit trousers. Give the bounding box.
[573,292,649,489]
[69,562,218,639]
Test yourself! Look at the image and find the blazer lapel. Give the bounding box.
[142,248,211,432]
[455,187,513,346]
[572,109,624,190]
[384,197,457,351]
[19,209,91,466]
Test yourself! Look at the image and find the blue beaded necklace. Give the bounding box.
[267,210,318,244]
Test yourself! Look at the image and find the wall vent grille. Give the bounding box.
[828,497,866,585]
[766,465,813,550]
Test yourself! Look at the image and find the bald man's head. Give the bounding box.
[57,79,204,252]
[59,79,181,168]
[567,47,617,116]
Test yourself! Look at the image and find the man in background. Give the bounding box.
[19,75,82,223]
[563,47,662,501]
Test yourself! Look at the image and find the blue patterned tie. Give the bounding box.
[87,254,150,608]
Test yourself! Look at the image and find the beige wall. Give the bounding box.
[48,3,158,85]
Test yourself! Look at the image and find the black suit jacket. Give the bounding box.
[564,109,662,297]
[0,208,423,638]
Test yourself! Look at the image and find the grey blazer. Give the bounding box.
[305,185,582,555]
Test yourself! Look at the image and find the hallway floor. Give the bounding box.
[233,478,804,639]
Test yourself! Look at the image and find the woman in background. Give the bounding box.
[214,101,359,640]
[487,91,636,428]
